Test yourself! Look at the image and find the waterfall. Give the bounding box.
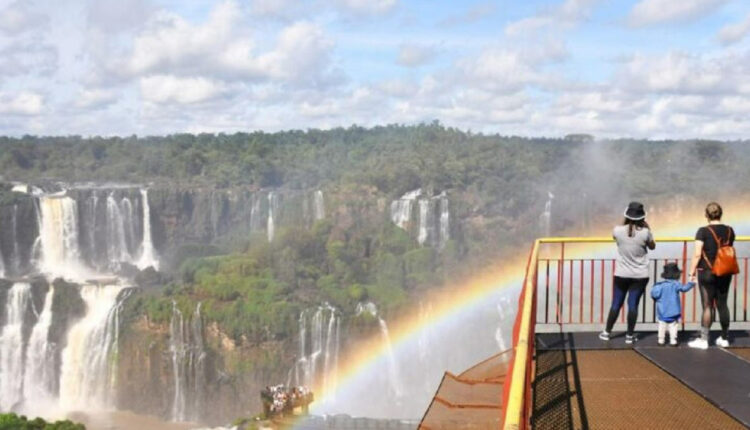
[250,193,263,232]
[539,191,554,237]
[23,286,56,411]
[438,194,450,249]
[417,199,431,245]
[390,189,421,230]
[59,284,127,410]
[38,195,86,279]
[137,189,159,270]
[377,318,403,399]
[120,197,136,254]
[11,204,21,274]
[169,302,205,422]
[313,190,325,221]
[0,283,32,411]
[354,302,403,399]
[0,245,5,278]
[294,305,338,394]
[267,192,279,243]
[85,194,99,268]
[106,193,132,266]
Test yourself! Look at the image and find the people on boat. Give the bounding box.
[650,262,695,346]
[600,201,655,344]
[688,202,736,349]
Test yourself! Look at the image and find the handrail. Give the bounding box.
[501,235,750,430]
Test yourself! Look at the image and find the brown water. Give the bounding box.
[66,410,198,430]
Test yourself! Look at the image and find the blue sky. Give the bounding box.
[1,0,750,138]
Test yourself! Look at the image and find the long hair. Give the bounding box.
[623,218,647,237]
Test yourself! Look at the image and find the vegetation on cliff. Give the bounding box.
[0,413,84,430]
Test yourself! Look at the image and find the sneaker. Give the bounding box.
[598,331,610,341]
[688,338,708,350]
[716,336,730,348]
[670,341,679,347]
[625,334,638,344]
[657,339,665,346]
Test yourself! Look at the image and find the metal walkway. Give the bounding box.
[533,331,750,429]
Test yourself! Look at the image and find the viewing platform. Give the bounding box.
[421,237,750,429]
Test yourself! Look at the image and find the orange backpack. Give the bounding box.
[702,226,740,276]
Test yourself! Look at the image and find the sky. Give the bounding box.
[2,0,750,138]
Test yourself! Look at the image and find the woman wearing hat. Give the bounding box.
[600,202,655,344]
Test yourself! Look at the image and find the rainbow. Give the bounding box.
[296,198,750,424]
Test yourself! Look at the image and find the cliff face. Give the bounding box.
[116,314,293,425]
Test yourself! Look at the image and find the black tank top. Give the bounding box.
[696,224,734,270]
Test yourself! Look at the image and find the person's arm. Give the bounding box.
[646,226,656,250]
[689,240,703,278]
[679,281,696,292]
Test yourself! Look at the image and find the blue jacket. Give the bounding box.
[651,280,695,322]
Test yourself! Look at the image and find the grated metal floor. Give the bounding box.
[532,335,746,429]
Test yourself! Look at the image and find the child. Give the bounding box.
[650,262,695,346]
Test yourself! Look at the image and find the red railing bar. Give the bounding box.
[601,260,605,324]
[590,260,594,323]
[545,260,550,324]
[733,271,738,320]
[568,259,573,324]
[744,258,748,322]
[579,260,584,324]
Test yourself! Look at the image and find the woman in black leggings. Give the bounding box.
[688,202,734,349]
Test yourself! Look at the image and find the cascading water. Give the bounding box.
[438,193,450,249]
[0,245,5,278]
[106,193,133,266]
[0,283,32,411]
[354,302,404,400]
[267,191,279,242]
[59,284,128,410]
[169,302,206,422]
[313,190,325,221]
[417,199,431,246]
[539,191,554,237]
[136,189,158,270]
[23,286,56,411]
[390,189,421,230]
[294,304,339,396]
[11,204,21,274]
[38,195,86,278]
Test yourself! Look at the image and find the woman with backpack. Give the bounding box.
[599,202,656,344]
[688,202,738,349]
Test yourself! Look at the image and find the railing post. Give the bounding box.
[682,241,688,332]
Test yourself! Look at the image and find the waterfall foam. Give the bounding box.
[390,189,421,230]
[267,191,279,242]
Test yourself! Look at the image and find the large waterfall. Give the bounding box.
[38,196,86,278]
[59,285,128,410]
[0,185,158,421]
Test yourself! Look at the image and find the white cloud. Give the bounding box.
[140,75,227,104]
[717,13,750,45]
[86,0,153,32]
[0,42,57,76]
[396,44,436,67]
[75,89,118,109]
[628,0,727,27]
[0,0,48,35]
[119,2,334,86]
[505,0,600,36]
[0,92,44,115]
[333,0,397,16]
